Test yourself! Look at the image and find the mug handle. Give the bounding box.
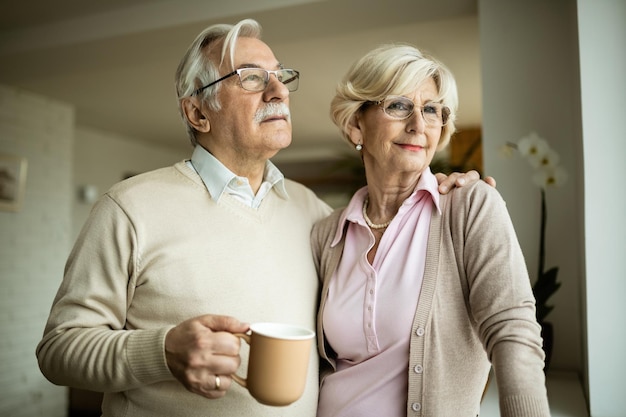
[231,333,251,388]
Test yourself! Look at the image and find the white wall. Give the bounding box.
[578,0,626,415]
[73,127,189,238]
[479,0,583,371]
[480,0,626,415]
[0,85,72,417]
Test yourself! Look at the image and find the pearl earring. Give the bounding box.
[355,143,362,151]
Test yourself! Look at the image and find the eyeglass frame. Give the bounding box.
[192,68,300,96]
[372,95,451,127]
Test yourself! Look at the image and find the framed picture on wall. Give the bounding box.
[0,153,28,212]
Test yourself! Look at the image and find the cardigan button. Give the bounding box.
[415,327,425,336]
[411,402,421,412]
[414,364,423,373]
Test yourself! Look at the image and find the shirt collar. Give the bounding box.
[190,145,288,202]
[330,167,441,246]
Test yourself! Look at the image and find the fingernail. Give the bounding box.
[458,178,465,185]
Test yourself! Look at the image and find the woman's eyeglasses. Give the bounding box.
[374,95,451,127]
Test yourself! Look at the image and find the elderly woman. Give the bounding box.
[311,44,550,417]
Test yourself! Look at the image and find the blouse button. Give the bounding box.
[411,402,421,412]
[415,327,425,336]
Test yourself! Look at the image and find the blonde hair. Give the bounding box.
[175,19,262,145]
[330,44,458,150]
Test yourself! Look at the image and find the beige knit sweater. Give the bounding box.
[311,181,551,417]
[36,161,331,417]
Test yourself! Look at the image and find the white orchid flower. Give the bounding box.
[498,143,516,159]
[532,165,568,189]
[501,132,566,324]
[530,147,561,169]
[517,132,550,166]
[501,132,567,189]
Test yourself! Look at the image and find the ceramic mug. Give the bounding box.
[232,322,315,406]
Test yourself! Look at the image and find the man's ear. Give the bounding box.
[181,97,211,133]
[347,114,363,147]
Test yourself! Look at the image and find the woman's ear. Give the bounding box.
[181,97,211,133]
[347,114,363,147]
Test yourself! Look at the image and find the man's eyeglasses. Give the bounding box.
[193,68,300,95]
[374,95,451,127]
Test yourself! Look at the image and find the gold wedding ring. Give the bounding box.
[215,375,221,390]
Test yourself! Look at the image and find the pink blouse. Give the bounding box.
[317,169,440,417]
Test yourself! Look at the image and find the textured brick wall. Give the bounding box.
[0,84,73,417]
[0,84,189,417]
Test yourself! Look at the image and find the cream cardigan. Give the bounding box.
[311,181,550,417]
[37,161,331,417]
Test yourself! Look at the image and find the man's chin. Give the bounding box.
[269,126,292,143]
[256,130,290,158]
[274,135,292,151]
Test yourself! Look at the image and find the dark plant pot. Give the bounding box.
[540,321,554,372]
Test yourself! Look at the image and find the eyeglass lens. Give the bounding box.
[381,96,449,126]
[239,68,299,92]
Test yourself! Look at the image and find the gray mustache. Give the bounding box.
[254,103,290,123]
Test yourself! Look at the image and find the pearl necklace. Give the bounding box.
[362,197,393,230]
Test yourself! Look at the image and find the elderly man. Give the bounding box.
[36,19,486,417]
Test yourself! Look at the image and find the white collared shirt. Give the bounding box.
[187,145,288,208]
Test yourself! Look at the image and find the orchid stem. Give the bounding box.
[538,189,546,279]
